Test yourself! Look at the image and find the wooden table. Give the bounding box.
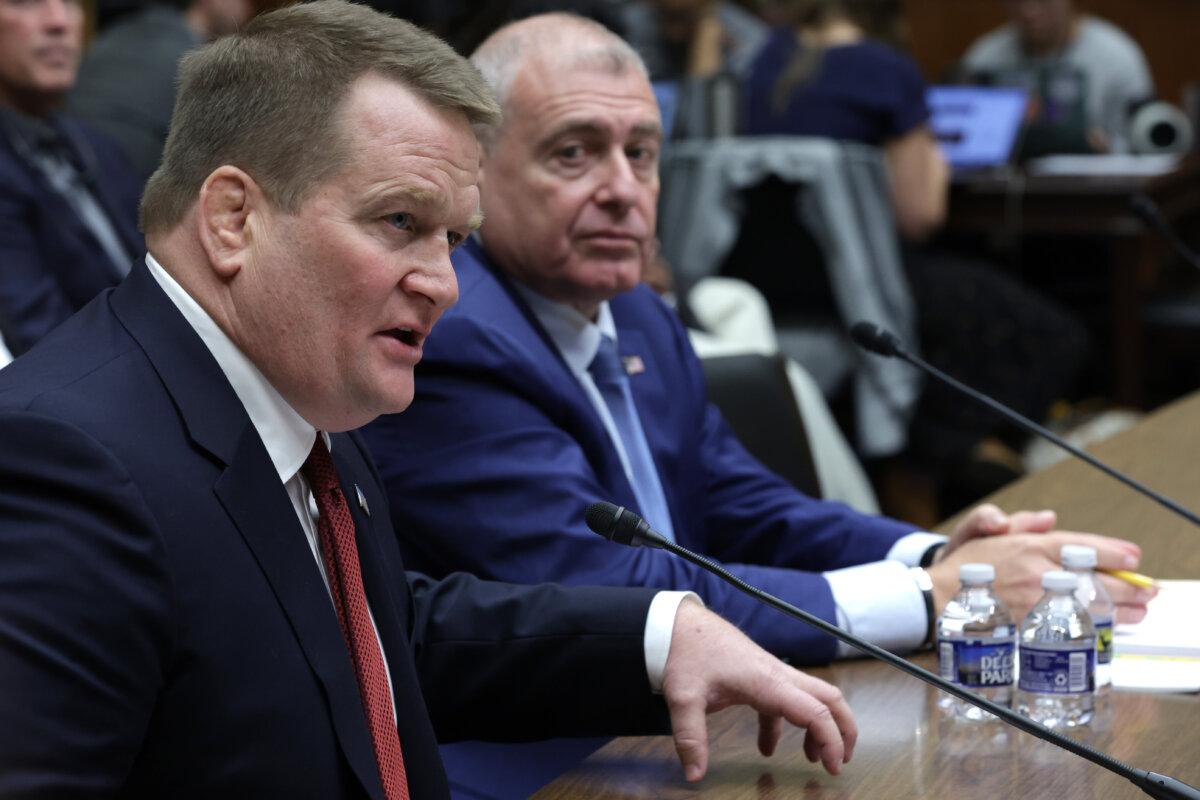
[944,159,1200,407]
[536,392,1200,799]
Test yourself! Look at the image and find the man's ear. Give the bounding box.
[195,166,263,280]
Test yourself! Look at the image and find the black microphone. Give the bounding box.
[1130,193,1200,274]
[585,501,1200,800]
[849,322,1200,528]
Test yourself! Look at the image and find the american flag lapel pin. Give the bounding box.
[622,355,645,376]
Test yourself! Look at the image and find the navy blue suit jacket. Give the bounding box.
[0,261,668,798]
[362,240,916,665]
[0,114,142,356]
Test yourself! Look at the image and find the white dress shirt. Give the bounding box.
[146,254,688,692]
[516,284,948,656]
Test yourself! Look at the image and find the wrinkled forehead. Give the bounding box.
[508,58,659,131]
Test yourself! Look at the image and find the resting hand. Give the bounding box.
[660,598,856,782]
[941,503,1058,556]
[929,523,1153,623]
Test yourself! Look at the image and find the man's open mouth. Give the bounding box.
[386,328,421,347]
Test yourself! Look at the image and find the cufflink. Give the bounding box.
[355,485,370,517]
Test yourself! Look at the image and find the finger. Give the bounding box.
[1072,533,1142,568]
[1006,509,1057,533]
[793,672,857,761]
[1097,574,1157,607]
[766,682,847,774]
[666,688,710,782]
[758,712,783,757]
[804,727,822,763]
[740,670,847,774]
[1116,604,1149,624]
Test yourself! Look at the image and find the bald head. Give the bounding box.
[471,13,647,124]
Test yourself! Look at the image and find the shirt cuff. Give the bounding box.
[644,590,703,693]
[886,531,948,566]
[824,559,928,658]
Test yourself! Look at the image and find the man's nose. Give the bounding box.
[41,0,75,30]
[402,242,459,312]
[594,150,641,210]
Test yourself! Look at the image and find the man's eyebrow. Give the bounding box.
[366,186,440,208]
[631,122,664,141]
[538,120,608,148]
[467,210,484,231]
[538,119,664,149]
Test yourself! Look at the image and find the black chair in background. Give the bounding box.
[701,352,822,498]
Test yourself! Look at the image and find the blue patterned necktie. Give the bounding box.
[588,335,675,541]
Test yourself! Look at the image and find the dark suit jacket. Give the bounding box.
[0,113,142,356]
[0,262,668,798]
[361,239,916,665]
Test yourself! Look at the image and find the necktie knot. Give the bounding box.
[589,335,627,385]
[302,436,339,498]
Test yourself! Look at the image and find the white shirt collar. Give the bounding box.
[511,281,618,377]
[144,253,323,483]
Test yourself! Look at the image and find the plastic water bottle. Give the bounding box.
[936,563,1016,719]
[1016,570,1095,727]
[1061,544,1114,689]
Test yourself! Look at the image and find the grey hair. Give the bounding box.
[471,13,648,117]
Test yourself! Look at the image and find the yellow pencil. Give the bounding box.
[1099,568,1159,590]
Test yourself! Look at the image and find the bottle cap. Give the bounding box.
[959,563,995,584]
[1042,570,1079,592]
[1061,544,1098,569]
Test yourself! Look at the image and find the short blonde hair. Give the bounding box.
[140,0,500,234]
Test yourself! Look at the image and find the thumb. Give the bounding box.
[669,695,711,782]
[965,503,1009,536]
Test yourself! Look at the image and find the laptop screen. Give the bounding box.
[926,85,1028,170]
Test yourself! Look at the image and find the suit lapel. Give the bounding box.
[462,242,640,507]
[111,266,386,799]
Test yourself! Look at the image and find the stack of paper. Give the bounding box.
[1111,580,1200,693]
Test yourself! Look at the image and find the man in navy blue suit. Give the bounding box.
[362,13,1155,667]
[0,0,142,356]
[0,3,859,796]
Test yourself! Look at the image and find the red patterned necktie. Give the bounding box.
[302,437,409,800]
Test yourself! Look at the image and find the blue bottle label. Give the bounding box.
[1018,643,1095,694]
[938,637,1015,688]
[1096,620,1114,665]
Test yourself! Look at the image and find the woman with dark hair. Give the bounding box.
[730,0,1089,519]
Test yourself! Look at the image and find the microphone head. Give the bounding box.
[850,322,903,358]
[585,501,649,547]
[585,501,621,539]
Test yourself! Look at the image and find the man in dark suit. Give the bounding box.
[0,0,143,356]
[0,3,857,796]
[68,0,255,185]
[362,13,1154,665]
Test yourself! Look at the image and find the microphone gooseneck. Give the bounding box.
[1130,193,1200,274]
[849,322,1200,528]
[584,502,1200,800]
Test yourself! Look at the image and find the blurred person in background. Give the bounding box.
[69,0,258,185]
[0,0,141,357]
[621,0,768,81]
[959,0,1153,154]
[736,0,1089,519]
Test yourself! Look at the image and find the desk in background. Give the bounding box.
[536,391,1200,799]
[945,159,1200,407]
